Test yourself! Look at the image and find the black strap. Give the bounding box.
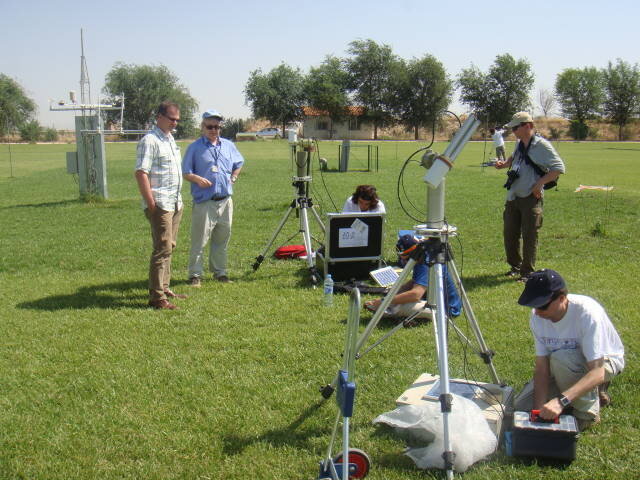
[517,136,546,177]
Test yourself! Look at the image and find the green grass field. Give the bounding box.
[0,138,638,480]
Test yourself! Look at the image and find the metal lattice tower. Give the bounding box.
[79,28,91,105]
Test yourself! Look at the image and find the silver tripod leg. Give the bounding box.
[299,204,319,284]
[357,309,424,358]
[446,259,500,384]
[320,258,417,398]
[430,263,455,479]
[310,204,326,234]
[354,257,416,355]
[253,202,296,270]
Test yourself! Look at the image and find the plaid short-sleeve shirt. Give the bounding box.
[135,126,183,211]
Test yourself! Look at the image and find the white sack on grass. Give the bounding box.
[373,395,497,472]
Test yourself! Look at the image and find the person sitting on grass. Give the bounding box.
[342,184,386,214]
[364,235,461,321]
[514,269,625,431]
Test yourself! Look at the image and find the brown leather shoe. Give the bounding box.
[148,299,178,310]
[164,289,188,299]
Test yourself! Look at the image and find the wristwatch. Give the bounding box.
[558,395,571,407]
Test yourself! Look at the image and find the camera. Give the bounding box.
[503,169,519,190]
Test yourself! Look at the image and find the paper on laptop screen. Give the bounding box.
[338,218,369,248]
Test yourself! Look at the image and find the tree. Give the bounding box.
[0,74,37,139]
[102,63,198,138]
[19,120,41,142]
[555,67,604,140]
[602,59,640,140]
[345,39,398,139]
[244,63,305,135]
[304,56,350,139]
[220,117,247,141]
[538,88,557,117]
[43,127,59,142]
[457,54,534,126]
[391,55,452,140]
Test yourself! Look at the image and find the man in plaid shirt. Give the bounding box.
[135,101,187,310]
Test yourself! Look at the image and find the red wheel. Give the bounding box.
[333,448,371,478]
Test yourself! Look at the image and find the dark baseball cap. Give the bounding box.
[518,269,566,308]
[396,234,417,253]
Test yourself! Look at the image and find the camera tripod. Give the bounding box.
[252,149,325,285]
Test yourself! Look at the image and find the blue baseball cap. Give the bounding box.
[518,269,566,308]
[202,109,224,120]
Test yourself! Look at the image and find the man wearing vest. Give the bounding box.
[495,112,565,282]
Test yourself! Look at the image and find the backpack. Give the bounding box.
[274,245,307,259]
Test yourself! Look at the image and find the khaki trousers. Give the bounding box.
[188,197,233,278]
[145,206,183,301]
[514,349,618,422]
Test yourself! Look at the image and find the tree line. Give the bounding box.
[245,41,640,141]
[1,40,638,141]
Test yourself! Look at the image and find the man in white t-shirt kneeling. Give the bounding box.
[514,269,625,430]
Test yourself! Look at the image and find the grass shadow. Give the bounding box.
[459,272,515,289]
[17,280,151,311]
[221,399,329,456]
[1,199,80,210]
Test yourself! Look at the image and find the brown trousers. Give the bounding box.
[145,206,183,301]
[503,194,543,277]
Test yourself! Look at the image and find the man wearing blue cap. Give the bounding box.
[514,269,625,430]
[364,234,462,320]
[182,110,244,286]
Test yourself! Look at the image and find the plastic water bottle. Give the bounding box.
[323,274,334,306]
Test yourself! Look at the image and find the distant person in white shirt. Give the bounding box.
[514,269,625,431]
[490,127,506,162]
[342,185,386,214]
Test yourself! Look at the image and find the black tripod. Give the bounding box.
[252,149,325,285]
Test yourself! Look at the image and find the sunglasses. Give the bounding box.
[537,292,561,311]
[162,114,180,123]
[205,125,222,130]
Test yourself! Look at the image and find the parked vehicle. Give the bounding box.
[255,127,282,138]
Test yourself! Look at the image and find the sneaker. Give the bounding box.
[188,276,202,288]
[599,382,611,407]
[576,413,600,431]
[215,275,233,283]
[505,267,520,277]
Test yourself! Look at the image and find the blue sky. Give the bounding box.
[2,0,638,129]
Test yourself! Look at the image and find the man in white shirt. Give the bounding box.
[489,127,506,162]
[514,269,625,430]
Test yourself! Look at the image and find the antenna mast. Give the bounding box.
[80,28,91,105]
